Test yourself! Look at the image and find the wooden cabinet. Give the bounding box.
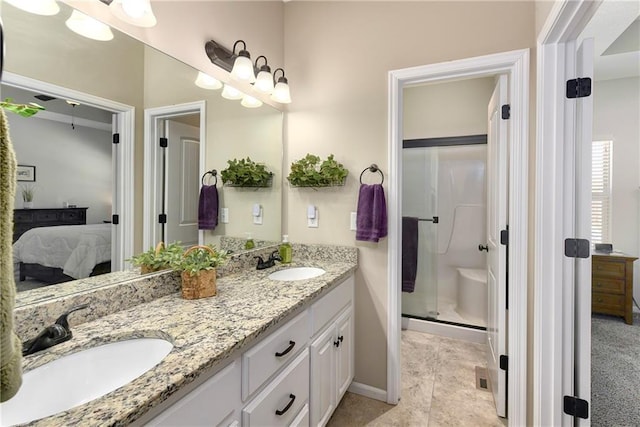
[592,253,637,324]
[13,207,88,242]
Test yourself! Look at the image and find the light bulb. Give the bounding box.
[65,10,114,42]
[195,72,223,90]
[110,0,157,28]
[4,0,59,16]
[122,0,147,18]
[254,70,274,94]
[271,81,292,104]
[221,84,243,101]
[231,55,256,83]
[241,95,263,108]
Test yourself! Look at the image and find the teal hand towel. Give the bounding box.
[0,108,23,402]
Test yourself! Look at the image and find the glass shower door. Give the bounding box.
[401,147,438,319]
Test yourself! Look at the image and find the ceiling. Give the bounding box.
[579,0,640,81]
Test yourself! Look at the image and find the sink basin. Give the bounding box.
[0,337,172,426]
[268,267,326,281]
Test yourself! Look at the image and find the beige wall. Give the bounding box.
[535,0,558,37]
[284,1,536,390]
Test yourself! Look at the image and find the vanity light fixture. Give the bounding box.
[195,72,223,90]
[271,68,292,104]
[4,0,60,16]
[109,0,157,28]
[241,94,263,109]
[253,56,274,95]
[221,84,244,101]
[65,10,114,41]
[230,40,256,83]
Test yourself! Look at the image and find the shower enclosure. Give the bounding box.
[401,138,487,328]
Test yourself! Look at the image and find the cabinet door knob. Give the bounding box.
[275,393,296,416]
[275,340,296,357]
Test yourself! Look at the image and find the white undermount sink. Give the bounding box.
[0,337,173,426]
[268,267,326,281]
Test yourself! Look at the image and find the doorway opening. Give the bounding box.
[387,49,529,425]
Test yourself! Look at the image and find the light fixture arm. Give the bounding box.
[233,40,250,59]
[255,55,270,72]
[273,68,288,84]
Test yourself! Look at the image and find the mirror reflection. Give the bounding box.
[2,1,283,299]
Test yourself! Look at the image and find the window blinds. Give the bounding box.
[592,140,612,244]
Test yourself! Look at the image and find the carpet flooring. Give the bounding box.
[591,312,640,426]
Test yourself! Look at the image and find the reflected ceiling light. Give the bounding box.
[253,56,274,95]
[271,68,292,104]
[4,0,60,16]
[221,84,243,101]
[230,40,256,83]
[195,72,223,90]
[241,94,263,109]
[110,0,157,28]
[65,10,114,41]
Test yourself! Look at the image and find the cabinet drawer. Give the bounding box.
[592,292,625,311]
[243,349,309,427]
[290,403,309,427]
[35,211,61,222]
[592,260,625,279]
[311,276,354,336]
[242,310,310,400]
[14,211,34,223]
[61,210,85,223]
[592,277,625,295]
[147,359,241,427]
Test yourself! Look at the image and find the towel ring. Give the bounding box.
[359,164,384,185]
[201,169,218,186]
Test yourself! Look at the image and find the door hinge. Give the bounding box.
[500,229,509,245]
[501,104,510,120]
[566,78,592,98]
[564,238,590,258]
[159,137,168,148]
[112,214,119,225]
[563,396,589,419]
[499,355,508,371]
[112,133,120,144]
[158,214,167,224]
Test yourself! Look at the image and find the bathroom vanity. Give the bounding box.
[12,244,357,427]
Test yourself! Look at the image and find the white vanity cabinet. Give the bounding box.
[145,274,354,427]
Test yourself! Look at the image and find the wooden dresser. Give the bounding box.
[592,252,638,324]
[13,207,88,242]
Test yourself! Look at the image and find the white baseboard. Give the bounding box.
[347,381,387,402]
[402,317,486,344]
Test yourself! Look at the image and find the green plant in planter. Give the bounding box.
[220,157,273,187]
[21,185,35,202]
[174,245,229,276]
[128,241,184,274]
[287,154,348,187]
[1,98,45,117]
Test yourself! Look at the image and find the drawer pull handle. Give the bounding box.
[338,335,344,343]
[275,340,296,357]
[275,393,296,416]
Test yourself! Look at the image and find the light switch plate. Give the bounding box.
[350,212,357,231]
[253,207,263,225]
[221,208,229,223]
[308,209,319,228]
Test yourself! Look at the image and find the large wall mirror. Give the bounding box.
[2,1,283,302]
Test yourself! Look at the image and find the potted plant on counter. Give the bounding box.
[129,242,183,274]
[21,185,35,209]
[287,154,348,188]
[174,245,229,299]
[220,157,273,188]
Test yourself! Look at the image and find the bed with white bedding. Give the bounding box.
[13,223,111,283]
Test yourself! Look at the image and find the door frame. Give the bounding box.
[2,71,135,271]
[143,101,206,249]
[387,48,530,426]
[534,1,602,424]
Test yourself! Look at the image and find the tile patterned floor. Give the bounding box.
[328,330,506,427]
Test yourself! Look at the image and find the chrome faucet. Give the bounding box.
[22,304,89,356]
[255,250,282,270]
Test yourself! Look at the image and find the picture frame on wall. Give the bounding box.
[17,165,36,182]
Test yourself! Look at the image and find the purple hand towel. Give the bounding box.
[402,217,419,293]
[356,183,388,242]
[198,185,218,230]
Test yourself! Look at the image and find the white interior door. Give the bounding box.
[574,37,593,427]
[164,119,200,246]
[486,74,508,418]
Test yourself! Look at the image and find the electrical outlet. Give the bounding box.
[350,212,357,231]
[308,209,319,228]
[221,208,229,223]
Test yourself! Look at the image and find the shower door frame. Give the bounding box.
[387,49,530,426]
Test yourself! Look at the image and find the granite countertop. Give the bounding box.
[22,259,357,426]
